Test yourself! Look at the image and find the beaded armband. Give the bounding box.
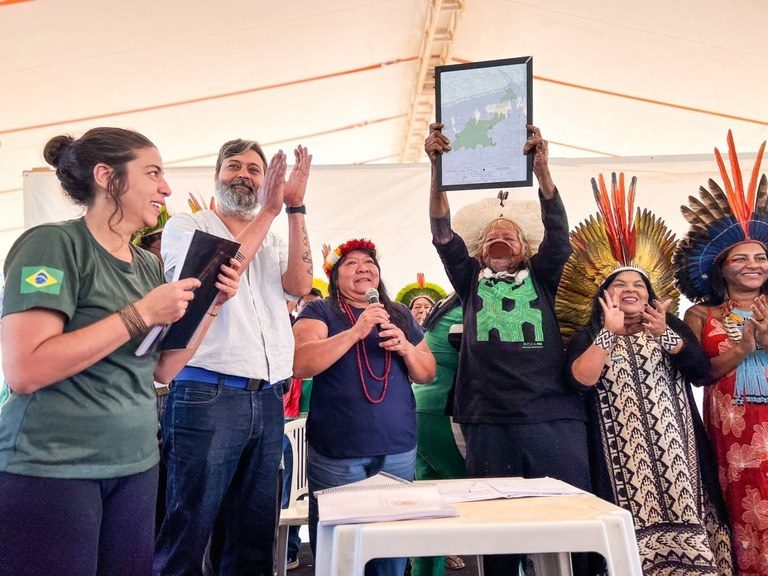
[658,327,682,352]
[593,328,616,351]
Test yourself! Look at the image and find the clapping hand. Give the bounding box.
[284,145,312,208]
[750,296,768,350]
[258,151,287,217]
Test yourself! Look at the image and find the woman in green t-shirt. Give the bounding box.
[0,128,239,576]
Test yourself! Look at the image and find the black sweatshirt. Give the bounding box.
[435,190,586,424]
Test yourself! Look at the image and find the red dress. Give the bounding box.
[702,312,768,574]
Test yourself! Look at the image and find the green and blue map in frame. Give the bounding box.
[436,56,532,191]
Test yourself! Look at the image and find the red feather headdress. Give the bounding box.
[556,172,679,338]
[590,172,637,267]
[323,238,377,277]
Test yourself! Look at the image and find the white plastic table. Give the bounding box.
[315,486,643,576]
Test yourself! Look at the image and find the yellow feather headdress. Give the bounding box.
[555,173,679,338]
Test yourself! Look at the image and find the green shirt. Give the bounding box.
[299,378,313,414]
[0,219,163,479]
[412,303,463,414]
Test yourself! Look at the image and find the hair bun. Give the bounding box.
[43,135,75,168]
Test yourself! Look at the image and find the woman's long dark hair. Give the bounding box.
[702,244,768,306]
[327,248,410,333]
[585,269,660,335]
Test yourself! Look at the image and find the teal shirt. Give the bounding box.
[0,219,162,479]
[299,378,313,414]
[412,304,463,414]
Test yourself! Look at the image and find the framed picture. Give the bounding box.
[435,56,533,191]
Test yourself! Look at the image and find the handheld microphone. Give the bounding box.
[365,288,384,335]
[365,288,380,304]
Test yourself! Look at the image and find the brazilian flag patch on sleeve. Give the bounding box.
[20,267,64,295]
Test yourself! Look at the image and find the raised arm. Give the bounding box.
[523,125,555,199]
[281,145,313,296]
[228,151,288,275]
[526,126,572,286]
[425,123,454,245]
[570,292,624,387]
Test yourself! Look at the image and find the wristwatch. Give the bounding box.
[286,205,306,214]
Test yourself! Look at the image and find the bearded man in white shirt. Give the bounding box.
[154,140,313,576]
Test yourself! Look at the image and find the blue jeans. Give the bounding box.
[307,444,416,576]
[154,379,285,576]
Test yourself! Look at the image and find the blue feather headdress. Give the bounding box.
[674,131,768,301]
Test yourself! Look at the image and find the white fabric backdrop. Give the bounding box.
[23,156,746,299]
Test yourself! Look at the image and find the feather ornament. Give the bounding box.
[322,238,377,277]
[556,173,678,339]
[394,274,447,308]
[675,132,768,301]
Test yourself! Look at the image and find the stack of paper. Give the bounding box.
[437,477,587,504]
[317,473,457,526]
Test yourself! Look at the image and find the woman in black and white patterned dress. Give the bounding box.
[566,268,735,576]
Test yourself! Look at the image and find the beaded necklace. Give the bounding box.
[339,298,391,404]
[721,298,755,342]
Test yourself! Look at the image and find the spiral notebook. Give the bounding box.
[317,473,457,526]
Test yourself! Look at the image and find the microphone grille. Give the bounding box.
[365,288,380,303]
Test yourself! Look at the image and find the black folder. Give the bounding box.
[136,229,240,355]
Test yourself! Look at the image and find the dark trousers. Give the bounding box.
[0,466,158,576]
[463,419,592,576]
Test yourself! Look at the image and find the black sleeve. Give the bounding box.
[564,326,599,393]
[434,234,478,301]
[667,315,712,384]
[530,189,573,292]
[401,303,425,346]
[296,298,330,325]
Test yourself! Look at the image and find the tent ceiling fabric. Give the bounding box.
[1,0,767,254]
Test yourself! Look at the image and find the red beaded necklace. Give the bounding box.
[340,297,391,404]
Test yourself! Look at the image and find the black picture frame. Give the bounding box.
[435,56,533,191]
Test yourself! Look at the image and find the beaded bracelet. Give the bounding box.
[593,328,616,351]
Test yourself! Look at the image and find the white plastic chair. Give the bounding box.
[276,417,308,576]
